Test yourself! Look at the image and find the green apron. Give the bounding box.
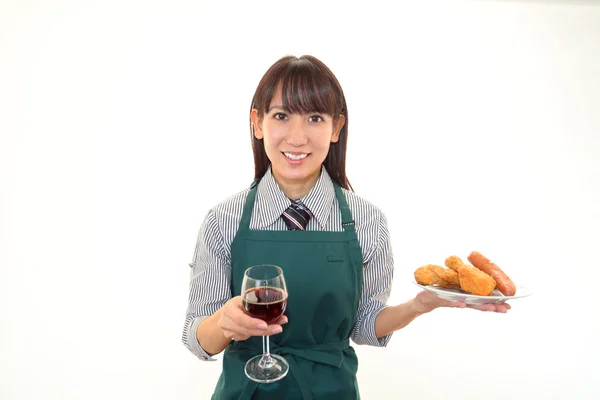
[211,179,364,400]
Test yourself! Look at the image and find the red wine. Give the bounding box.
[243,287,287,324]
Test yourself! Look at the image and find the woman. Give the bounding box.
[183,55,510,399]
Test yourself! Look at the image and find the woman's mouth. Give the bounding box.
[283,152,309,161]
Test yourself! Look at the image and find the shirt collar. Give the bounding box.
[300,166,335,229]
[254,165,335,229]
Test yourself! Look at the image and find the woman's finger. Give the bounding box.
[222,319,282,338]
[223,305,285,336]
[231,313,273,335]
[445,300,467,308]
[495,303,510,313]
[466,303,510,313]
[221,313,268,337]
[467,303,495,312]
[221,298,269,335]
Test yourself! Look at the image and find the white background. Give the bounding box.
[1,0,599,399]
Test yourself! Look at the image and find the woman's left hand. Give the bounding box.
[412,290,511,314]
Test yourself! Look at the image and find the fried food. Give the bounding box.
[414,264,460,289]
[468,251,516,296]
[444,255,463,272]
[445,255,496,296]
[437,267,460,288]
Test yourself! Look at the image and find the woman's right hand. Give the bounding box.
[218,296,288,342]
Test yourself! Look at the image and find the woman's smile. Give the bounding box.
[282,152,310,163]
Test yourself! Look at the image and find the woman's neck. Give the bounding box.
[272,169,320,200]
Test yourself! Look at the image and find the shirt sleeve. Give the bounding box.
[182,209,232,361]
[350,210,394,347]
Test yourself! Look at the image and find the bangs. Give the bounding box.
[261,58,343,117]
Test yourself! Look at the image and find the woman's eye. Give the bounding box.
[274,113,287,120]
[309,115,324,123]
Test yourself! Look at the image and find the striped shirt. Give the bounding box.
[182,166,394,361]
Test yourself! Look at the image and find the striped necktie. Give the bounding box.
[282,200,313,231]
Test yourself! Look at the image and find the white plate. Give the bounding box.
[413,281,532,304]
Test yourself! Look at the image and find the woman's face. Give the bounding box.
[251,88,345,188]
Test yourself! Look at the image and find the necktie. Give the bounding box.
[282,200,313,231]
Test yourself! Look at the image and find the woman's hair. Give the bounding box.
[250,55,352,191]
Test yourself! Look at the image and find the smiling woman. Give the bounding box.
[182,54,510,400]
[249,56,349,199]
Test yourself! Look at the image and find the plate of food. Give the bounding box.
[413,251,532,305]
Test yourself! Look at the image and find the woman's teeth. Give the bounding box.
[284,152,308,160]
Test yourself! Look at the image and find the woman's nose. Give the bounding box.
[286,120,308,146]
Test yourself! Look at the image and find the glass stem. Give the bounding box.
[258,335,273,369]
[264,335,271,357]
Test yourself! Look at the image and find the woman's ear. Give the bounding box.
[330,114,345,143]
[250,109,263,139]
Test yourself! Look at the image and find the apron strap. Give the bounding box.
[238,179,259,233]
[287,356,313,400]
[237,380,259,400]
[332,183,363,331]
[235,339,350,400]
[333,184,355,234]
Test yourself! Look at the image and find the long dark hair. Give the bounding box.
[249,55,352,191]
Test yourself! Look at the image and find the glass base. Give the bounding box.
[244,354,289,383]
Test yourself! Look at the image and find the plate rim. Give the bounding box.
[412,281,533,301]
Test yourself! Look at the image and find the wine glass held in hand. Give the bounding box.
[241,264,289,383]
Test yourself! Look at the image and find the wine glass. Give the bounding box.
[241,264,289,383]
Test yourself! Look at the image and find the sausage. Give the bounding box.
[467,251,516,296]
